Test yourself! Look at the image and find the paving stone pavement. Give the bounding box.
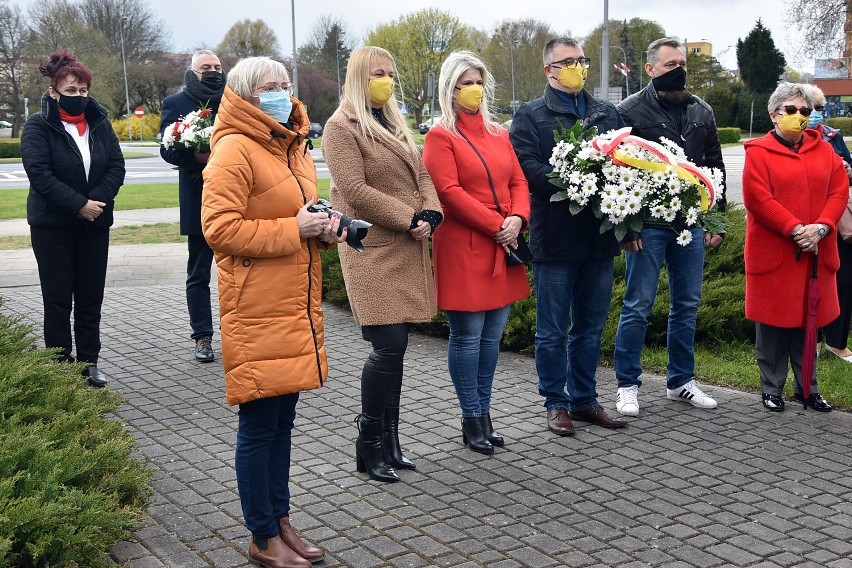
[1,242,852,568]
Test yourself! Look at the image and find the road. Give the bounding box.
[0,144,330,188]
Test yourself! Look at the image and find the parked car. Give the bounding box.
[0,120,11,128]
[418,116,441,134]
[308,122,323,138]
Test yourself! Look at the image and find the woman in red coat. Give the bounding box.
[423,51,530,454]
[742,82,849,413]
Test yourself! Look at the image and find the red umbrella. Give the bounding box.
[800,249,820,409]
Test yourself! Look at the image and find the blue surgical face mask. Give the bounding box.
[808,110,824,128]
[257,90,292,124]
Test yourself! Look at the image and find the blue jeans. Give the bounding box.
[236,393,299,539]
[615,227,705,390]
[446,307,512,417]
[186,234,214,341]
[534,258,614,412]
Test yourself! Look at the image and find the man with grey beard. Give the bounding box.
[612,37,726,417]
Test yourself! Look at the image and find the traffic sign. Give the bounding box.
[134,106,145,118]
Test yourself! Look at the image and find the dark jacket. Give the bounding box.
[160,90,215,235]
[817,123,852,167]
[617,82,727,215]
[22,93,125,230]
[510,85,625,262]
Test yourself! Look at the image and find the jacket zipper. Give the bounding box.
[286,139,325,386]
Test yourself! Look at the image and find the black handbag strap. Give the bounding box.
[456,128,503,214]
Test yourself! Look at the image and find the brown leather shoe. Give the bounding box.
[279,517,325,563]
[570,405,628,429]
[546,407,575,436]
[248,535,311,568]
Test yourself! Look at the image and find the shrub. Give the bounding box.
[736,90,772,133]
[110,113,162,142]
[717,127,741,145]
[0,300,151,568]
[0,141,21,158]
[320,206,749,355]
[702,83,742,128]
[826,117,852,136]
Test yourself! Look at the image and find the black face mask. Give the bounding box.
[652,65,687,92]
[200,71,224,88]
[58,94,88,115]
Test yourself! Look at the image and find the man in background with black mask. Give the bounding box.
[160,49,225,362]
[613,37,726,418]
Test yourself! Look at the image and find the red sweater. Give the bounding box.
[422,112,531,311]
[742,129,849,327]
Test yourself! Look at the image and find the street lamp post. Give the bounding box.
[508,35,516,114]
[118,16,132,141]
[290,0,298,98]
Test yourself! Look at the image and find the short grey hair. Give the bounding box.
[767,82,813,114]
[802,84,826,107]
[226,57,289,101]
[543,37,581,65]
[647,37,685,64]
[190,49,218,69]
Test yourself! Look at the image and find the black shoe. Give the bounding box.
[481,412,504,447]
[794,392,832,412]
[382,407,416,470]
[195,337,214,363]
[762,393,784,412]
[83,365,108,388]
[461,416,493,455]
[355,414,400,483]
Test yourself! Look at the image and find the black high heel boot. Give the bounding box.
[383,406,416,470]
[355,414,400,483]
[461,416,494,455]
[482,412,504,448]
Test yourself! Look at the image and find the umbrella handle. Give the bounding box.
[812,250,819,278]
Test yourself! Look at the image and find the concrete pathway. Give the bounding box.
[1,242,851,568]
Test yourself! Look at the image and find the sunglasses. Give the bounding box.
[814,105,825,112]
[778,105,813,117]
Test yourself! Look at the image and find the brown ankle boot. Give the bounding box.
[279,517,325,563]
[248,535,311,568]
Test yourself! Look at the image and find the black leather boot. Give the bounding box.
[355,414,400,483]
[383,406,416,470]
[482,412,504,448]
[461,416,493,455]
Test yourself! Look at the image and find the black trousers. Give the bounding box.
[824,237,852,350]
[30,226,110,364]
[186,234,214,341]
[360,323,410,418]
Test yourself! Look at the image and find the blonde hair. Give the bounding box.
[802,84,826,107]
[437,51,500,136]
[343,46,417,154]
[226,56,289,101]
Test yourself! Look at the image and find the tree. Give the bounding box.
[218,19,282,61]
[79,0,170,58]
[366,8,472,125]
[736,19,785,93]
[581,18,667,100]
[784,0,848,58]
[297,15,354,100]
[480,19,558,115]
[0,0,29,136]
[686,53,732,95]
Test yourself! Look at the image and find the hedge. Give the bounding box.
[0,141,21,158]
[717,127,741,145]
[826,117,852,136]
[0,301,151,567]
[320,206,749,356]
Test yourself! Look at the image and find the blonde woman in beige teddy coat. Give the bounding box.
[323,46,443,484]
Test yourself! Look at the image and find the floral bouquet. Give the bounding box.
[159,105,214,153]
[547,120,725,245]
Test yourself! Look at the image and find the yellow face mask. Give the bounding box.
[777,112,808,135]
[557,65,587,91]
[456,84,484,111]
[368,76,394,106]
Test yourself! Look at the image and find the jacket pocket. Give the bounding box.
[362,225,396,247]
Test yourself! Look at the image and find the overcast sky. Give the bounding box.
[18,0,806,71]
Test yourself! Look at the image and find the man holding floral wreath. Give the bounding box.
[613,37,726,417]
[160,50,225,363]
[510,37,628,435]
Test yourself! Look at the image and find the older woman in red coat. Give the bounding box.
[743,82,849,413]
[423,51,530,454]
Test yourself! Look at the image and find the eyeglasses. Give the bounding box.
[778,105,813,117]
[253,82,292,95]
[814,105,825,112]
[549,57,592,69]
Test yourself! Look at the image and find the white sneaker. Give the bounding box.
[667,380,718,409]
[616,386,640,416]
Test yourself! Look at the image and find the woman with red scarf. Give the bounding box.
[21,50,125,388]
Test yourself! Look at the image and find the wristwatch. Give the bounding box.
[817,224,828,238]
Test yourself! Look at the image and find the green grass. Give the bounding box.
[0,222,184,250]
[1,178,330,220]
